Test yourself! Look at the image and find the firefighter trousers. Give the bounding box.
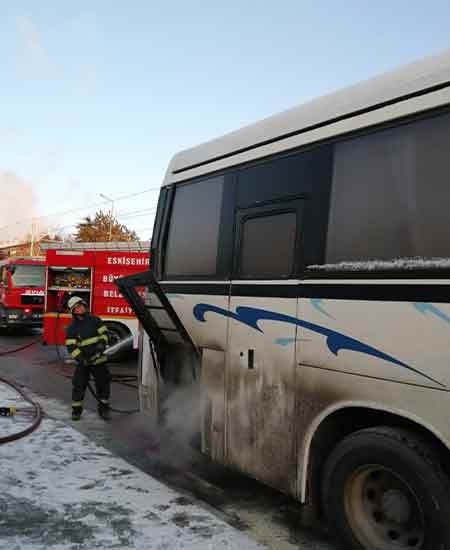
[72,363,111,405]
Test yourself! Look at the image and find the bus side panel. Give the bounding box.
[225,294,298,496]
[297,290,450,390]
[139,330,160,424]
[295,290,450,499]
[201,348,226,463]
[295,365,450,502]
[166,293,230,352]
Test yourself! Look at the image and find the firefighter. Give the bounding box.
[65,296,111,421]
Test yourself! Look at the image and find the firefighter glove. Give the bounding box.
[96,340,106,354]
[76,356,89,367]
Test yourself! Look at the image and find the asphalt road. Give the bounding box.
[0,328,336,550]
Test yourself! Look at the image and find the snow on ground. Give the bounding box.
[0,381,36,440]
[0,381,266,550]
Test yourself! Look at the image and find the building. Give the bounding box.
[0,238,58,259]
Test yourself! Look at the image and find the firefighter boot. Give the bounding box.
[72,405,83,421]
[98,401,111,421]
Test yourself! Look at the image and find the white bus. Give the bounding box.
[128,50,450,550]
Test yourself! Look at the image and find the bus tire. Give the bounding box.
[322,426,450,550]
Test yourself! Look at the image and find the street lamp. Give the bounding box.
[100,193,114,241]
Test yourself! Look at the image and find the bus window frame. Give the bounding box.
[159,106,450,284]
[160,172,235,281]
[233,198,306,280]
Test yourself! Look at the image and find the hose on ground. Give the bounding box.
[86,381,139,414]
[53,331,140,414]
[0,376,42,444]
[0,322,140,415]
[0,338,41,357]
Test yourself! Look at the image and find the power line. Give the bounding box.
[118,212,157,220]
[0,186,161,233]
[0,199,110,232]
[116,207,157,219]
[0,199,158,244]
[47,212,156,239]
[114,187,161,201]
[46,208,156,235]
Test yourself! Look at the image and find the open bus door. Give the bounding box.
[116,270,200,423]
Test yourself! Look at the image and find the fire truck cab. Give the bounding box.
[41,242,149,353]
[0,256,46,329]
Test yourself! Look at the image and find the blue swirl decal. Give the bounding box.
[193,304,445,388]
[274,337,296,347]
[414,302,450,326]
[274,337,311,346]
[310,298,335,319]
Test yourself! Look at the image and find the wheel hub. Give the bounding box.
[344,466,425,549]
[381,489,411,524]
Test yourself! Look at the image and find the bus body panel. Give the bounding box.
[297,289,450,390]
[135,50,450,523]
[163,290,230,352]
[297,365,450,501]
[225,293,298,495]
[162,286,450,500]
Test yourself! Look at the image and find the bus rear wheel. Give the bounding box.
[322,426,450,550]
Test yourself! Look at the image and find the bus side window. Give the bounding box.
[164,176,224,278]
[235,201,303,280]
[327,111,450,262]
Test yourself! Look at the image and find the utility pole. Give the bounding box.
[30,219,35,256]
[100,193,114,241]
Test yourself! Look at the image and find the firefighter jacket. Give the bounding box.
[65,314,109,366]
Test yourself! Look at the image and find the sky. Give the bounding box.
[1,0,450,242]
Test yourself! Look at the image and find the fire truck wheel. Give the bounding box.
[322,426,450,550]
[105,322,130,362]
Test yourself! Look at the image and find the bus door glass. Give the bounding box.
[226,199,304,494]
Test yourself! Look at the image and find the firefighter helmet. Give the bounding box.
[67,296,87,312]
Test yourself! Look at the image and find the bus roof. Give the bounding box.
[164,48,450,185]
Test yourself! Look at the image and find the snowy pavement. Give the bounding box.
[0,333,336,550]
[0,380,266,550]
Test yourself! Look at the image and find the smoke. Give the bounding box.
[139,343,203,469]
[163,382,202,441]
[0,172,39,242]
[155,382,202,468]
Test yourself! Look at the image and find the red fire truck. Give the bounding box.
[0,256,46,329]
[41,242,149,351]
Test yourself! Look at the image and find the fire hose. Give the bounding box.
[0,376,42,445]
[0,338,42,356]
[0,333,139,418]
[0,332,138,445]
[53,334,140,414]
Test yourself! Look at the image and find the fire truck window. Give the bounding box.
[1,268,7,285]
[10,265,45,288]
[165,176,224,277]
